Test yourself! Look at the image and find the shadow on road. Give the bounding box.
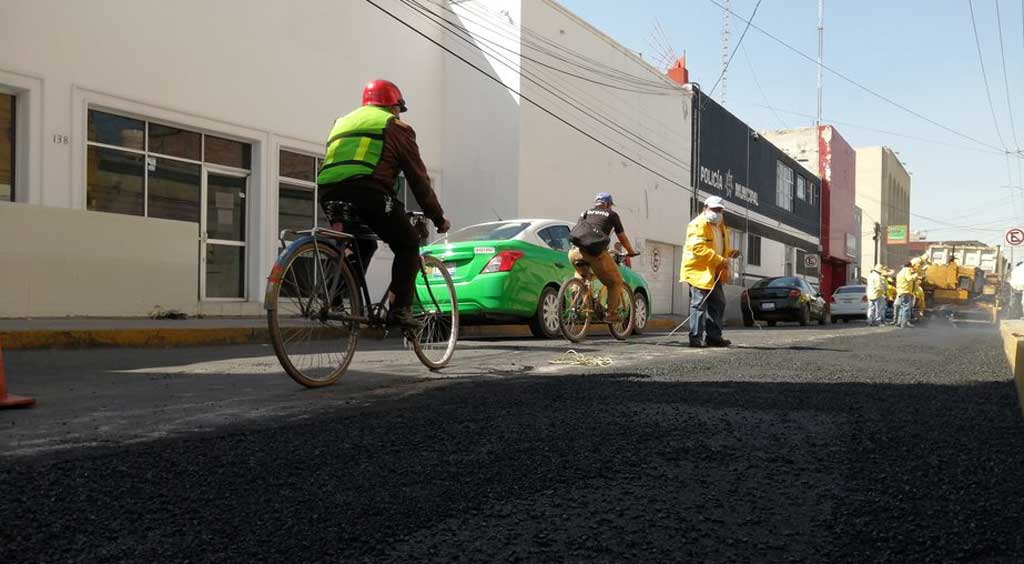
[2,368,1021,564]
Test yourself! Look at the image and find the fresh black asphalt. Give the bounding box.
[1,325,1021,563]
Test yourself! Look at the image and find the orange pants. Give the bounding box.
[568,247,625,314]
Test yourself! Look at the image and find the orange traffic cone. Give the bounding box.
[0,337,35,409]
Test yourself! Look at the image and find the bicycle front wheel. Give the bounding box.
[557,278,591,343]
[410,254,459,369]
[266,241,361,388]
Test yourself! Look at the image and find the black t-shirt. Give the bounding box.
[580,207,624,236]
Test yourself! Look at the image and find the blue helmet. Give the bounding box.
[595,192,614,205]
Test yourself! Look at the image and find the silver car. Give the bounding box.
[830,284,868,322]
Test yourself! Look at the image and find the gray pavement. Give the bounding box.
[3,324,880,456]
[1,322,1021,563]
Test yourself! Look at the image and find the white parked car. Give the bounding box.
[830,284,868,322]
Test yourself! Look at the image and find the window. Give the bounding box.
[446,222,530,243]
[776,161,793,211]
[808,182,816,207]
[277,149,326,237]
[86,109,250,222]
[746,233,761,266]
[752,277,801,289]
[1,92,14,202]
[394,174,422,214]
[86,109,253,300]
[538,225,572,252]
[784,245,795,276]
[796,175,806,201]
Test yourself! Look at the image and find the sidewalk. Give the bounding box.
[0,315,688,350]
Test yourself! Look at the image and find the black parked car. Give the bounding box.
[741,276,830,327]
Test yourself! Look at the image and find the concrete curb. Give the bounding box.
[1000,320,1024,417]
[0,317,685,350]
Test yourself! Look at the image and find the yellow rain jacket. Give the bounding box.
[866,270,886,300]
[914,284,925,312]
[896,266,917,296]
[680,214,732,290]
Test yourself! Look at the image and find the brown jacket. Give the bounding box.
[324,117,445,226]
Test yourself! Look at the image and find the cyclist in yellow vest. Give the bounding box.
[318,80,450,329]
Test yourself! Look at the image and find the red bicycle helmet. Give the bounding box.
[362,79,407,113]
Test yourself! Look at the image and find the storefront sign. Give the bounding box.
[887,225,908,245]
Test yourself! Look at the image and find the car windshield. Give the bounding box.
[442,222,531,243]
[835,286,866,294]
[752,277,802,289]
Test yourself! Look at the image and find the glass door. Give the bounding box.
[201,168,248,299]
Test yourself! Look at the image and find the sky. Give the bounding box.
[560,0,1024,247]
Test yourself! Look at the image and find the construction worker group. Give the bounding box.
[867,257,929,328]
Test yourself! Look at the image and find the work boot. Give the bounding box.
[388,306,423,331]
[688,337,705,348]
[705,337,732,348]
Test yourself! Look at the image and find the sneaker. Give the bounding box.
[688,337,705,348]
[705,337,732,348]
[604,313,623,324]
[388,307,423,331]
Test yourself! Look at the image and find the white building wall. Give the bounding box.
[516,0,691,312]
[442,0,522,225]
[0,0,448,314]
[2,0,701,317]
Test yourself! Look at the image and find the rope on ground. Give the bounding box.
[549,350,614,367]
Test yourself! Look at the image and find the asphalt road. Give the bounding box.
[1,323,1021,563]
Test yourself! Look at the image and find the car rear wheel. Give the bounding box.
[528,286,560,339]
[632,291,649,335]
[767,320,777,327]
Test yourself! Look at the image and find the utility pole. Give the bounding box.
[816,0,824,132]
[873,222,881,266]
[720,0,731,105]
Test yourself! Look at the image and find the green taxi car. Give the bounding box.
[416,219,651,338]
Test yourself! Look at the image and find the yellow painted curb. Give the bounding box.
[0,317,688,350]
[0,328,266,350]
[1000,320,1024,417]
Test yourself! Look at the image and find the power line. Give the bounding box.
[709,0,764,98]
[968,0,1010,151]
[706,0,1013,154]
[400,0,691,173]
[406,0,675,96]
[743,47,789,129]
[995,1,1021,150]
[420,0,679,90]
[423,0,693,150]
[363,0,692,192]
[750,103,1009,156]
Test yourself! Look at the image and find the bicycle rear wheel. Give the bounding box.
[410,255,458,369]
[266,241,361,388]
[557,278,591,343]
[607,286,636,340]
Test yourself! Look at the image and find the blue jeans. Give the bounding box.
[689,284,726,341]
[867,297,887,325]
[896,294,914,327]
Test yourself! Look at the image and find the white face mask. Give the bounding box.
[705,210,723,224]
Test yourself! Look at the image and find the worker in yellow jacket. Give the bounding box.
[866,264,888,326]
[895,262,918,328]
[680,195,739,348]
[913,280,926,319]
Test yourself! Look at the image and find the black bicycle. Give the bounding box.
[265,202,458,388]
